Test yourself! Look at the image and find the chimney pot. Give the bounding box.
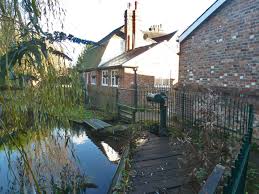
[128,2,131,9]
[135,1,138,10]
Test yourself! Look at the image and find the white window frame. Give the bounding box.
[102,70,109,86]
[90,71,96,85]
[111,70,119,87]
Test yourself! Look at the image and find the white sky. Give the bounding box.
[58,0,216,62]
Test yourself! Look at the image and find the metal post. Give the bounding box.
[248,104,254,143]
[133,67,138,123]
[160,101,168,136]
[116,88,119,119]
[181,92,185,125]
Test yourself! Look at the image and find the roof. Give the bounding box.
[79,25,176,71]
[99,43,158,69]
[78,26,124,71]
[99,31,177,69]
[98,25,125,44]
[179,0,229,43]
[79,41,109,71]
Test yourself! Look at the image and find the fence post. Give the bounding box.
[181,92,185,124]
[133,68,138,123]
[116,88,119,119]
[248,104,254,143]
[160,101,168,136]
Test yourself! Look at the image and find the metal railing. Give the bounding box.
[129,87,251,136]
[223,104,254,194]
[86,85,254,192]
[86,85,252,137]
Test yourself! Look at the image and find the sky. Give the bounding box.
[58,0,216,62]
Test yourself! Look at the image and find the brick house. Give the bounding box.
[178,0,259,132]
[78,1,178,89]
[178,0,258,91]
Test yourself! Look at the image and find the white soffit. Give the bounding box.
[179,0,228,43]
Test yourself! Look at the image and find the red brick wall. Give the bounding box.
[121,72,155,88]
[84,68,155,89]
[178,0,259,133]
[179,0,259,91]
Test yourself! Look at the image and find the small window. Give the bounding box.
[102,70,109,86]
[111,70,119,87]
[91,71,96,85]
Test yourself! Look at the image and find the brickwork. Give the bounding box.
[84,68,154,89]
[179,0,259,91]
[84,68,154,107]
[121,72,155,88]
[179,0,259,135]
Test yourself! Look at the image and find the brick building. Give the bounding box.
[178,0,258,92]
[178,0,259,134]
[78,1,179,89]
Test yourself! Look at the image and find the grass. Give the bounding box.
[48,105,116,124]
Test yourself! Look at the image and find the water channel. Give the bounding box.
[0,122,125,193]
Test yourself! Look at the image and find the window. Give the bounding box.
[111,70,119,87]
[102,70,109,86]
[90,71,96,85]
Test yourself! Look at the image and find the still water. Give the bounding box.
[0,123,123,194]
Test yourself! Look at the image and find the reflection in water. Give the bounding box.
[0,123,123,194]
[72,133,89,145]
[101,142,120,163]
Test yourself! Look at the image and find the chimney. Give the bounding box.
[125,1,142,51]
[124,10,128,51]
[132,9,136,49]
[132,1,142,49]
[125,3,133,51]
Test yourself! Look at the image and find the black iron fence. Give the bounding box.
[86,85,252,137]
[86,85,254,193]
[131,87,251,137]
[223,104,254,194]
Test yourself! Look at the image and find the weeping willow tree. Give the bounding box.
[0,0,93,130]
[0,1,96,193]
